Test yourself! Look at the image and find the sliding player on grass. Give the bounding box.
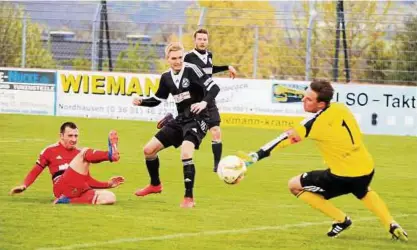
[10,122,124,205]
[241,79,408,241]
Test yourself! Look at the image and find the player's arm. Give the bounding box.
[202,76,220,103]
[243,120,312,166]
[10,152,48,195]
[211,53,237,78]
[132,77,169,107]
[212,65,229,74]
[87,175,124,189]
[213,65,237,79]
[189,63,220,102]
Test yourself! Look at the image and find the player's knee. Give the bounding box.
[180,143,195,160]
[95,191,116,205]
[79,147,90,159]
[288,176,302,196]
[143,145,157,158]
[181,150,193,160]
[69,148,90,172]
[210,126,221,141]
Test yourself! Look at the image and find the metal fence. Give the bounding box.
[1,1,416,85]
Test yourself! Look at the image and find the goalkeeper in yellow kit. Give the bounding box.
[242,79,408,241]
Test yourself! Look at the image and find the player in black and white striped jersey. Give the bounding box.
[132,42,220,208]
[157,28,237,173]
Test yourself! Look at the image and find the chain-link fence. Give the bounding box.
[1,1,416,85]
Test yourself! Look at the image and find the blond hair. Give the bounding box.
[165,42,184,59]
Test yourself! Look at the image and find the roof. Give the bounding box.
[42,39,166,71]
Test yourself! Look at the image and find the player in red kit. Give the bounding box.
[9,122,124,205]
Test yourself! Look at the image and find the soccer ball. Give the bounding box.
[217,155,247,185]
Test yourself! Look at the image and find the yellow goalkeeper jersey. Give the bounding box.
[294,103,374,177]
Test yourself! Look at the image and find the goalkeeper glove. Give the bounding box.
[237,151,259,167]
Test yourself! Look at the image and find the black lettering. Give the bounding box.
[384,94,392,107]
[393,97,400,108]
[346,93,355,106]
[357,93,368,106]
[402,95,410,108]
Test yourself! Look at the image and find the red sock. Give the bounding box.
[84,149,109,163]
[69,190,97,204]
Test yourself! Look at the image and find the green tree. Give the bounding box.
[0,3,56,69]
[290,1,393,83]
[62,45,92,71]
[114,42,163,73]
[182,1,393,81]
[183,1,284,79]
[364,40,396,83]
[71,58,91,71]
[393,15,417,84]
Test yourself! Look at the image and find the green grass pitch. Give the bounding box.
[0,114,416,250]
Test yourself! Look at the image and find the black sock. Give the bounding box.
[182,158,195,198]
[212,141,222,169]
[146,157,160,186]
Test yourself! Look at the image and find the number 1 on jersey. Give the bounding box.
[342,120,355,145]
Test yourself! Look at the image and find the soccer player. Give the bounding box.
[9,122,124,205]
[241,79,408,241]
[157,28,237,172]
[132,42,220,208]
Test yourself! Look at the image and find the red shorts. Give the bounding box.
[53,168,95,199]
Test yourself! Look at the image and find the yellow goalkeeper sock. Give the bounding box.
[298,191,346,222]
[361,190,394,231]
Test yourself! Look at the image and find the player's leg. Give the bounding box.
[208,107,222,172]
[210,125,222,172]
[180,140,196,208]
[179,119,207,208]
[83,130,119,164]
[67,130,119,176]
[93,190,116,205]
[55,189,116,205]
[288,170,351,237]
[134,137,165,196]
[54,131,120,204]
[352,172,408,241]
[68,148,93,175]
[53,169,100,205]
[135,121,182,197]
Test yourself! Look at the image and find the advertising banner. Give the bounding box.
[0,68,55,115]
[215,79,416,136]
[56,70,177,121]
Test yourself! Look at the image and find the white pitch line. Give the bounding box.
[37,213,415,250]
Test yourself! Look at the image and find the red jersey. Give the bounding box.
[37,142,81,182]
[22,141,111,198]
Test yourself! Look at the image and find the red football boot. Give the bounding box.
[134,184,162,196]
[180,197,195,208]
[108,130,120,162]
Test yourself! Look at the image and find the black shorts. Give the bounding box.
[155,118,208,150]
[206,105,221,129]
[300,169,374,200]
